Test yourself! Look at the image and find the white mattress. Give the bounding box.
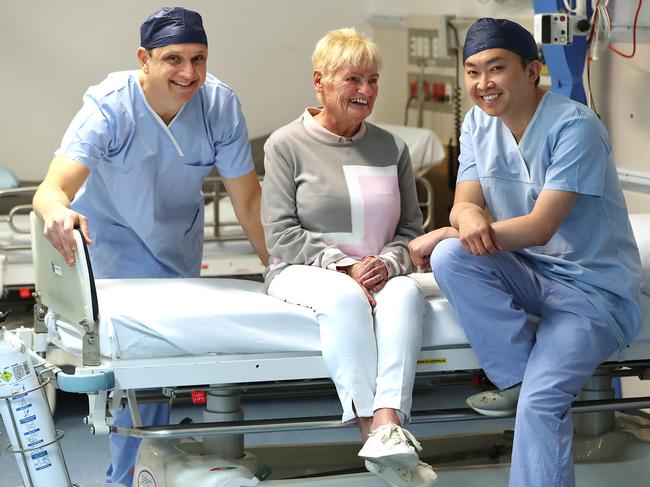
[46,274,650,361]
[46,276,465,359]
[375,123,445,172]
[42,213,650,362]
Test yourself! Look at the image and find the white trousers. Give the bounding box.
[268,265,425,423]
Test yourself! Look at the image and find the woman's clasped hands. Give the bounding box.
[341,256,389,307]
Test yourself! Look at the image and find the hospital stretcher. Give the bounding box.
[11,211,650,486]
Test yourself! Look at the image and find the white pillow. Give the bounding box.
[629,214,650,296]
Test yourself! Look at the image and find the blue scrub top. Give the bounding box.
[56,71,254,278]
[458,91,642,346]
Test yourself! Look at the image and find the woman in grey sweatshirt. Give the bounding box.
[261,28,436,487]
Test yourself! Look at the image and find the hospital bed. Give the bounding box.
[0,187,38,301]
[7,211,650,486]
[0,181,264,295]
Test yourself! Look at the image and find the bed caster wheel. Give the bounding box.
[83,415,89,424]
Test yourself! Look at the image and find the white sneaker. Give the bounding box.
[358,423,421,469]
[365,460,437,487]
[466,385,521,417]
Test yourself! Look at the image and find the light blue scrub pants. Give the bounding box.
[105,403,170,486]
[430,239,618,487]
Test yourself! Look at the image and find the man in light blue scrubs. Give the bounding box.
[409,18,641,487]
[33,7,268,486]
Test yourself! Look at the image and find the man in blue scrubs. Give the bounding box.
[409,18,641,487]
[33,7,268,486]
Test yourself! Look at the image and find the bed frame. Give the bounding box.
[19,211,650,486]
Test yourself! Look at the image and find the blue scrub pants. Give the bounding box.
[430,239,618,487]
[105,403,170,486]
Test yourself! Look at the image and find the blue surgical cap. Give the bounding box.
[140,7,208,49]
[463,18,538,63]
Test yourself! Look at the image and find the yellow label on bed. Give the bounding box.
[1,371,12,382]
[417,358,447,365]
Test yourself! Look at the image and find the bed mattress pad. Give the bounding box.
[46,276,466,359]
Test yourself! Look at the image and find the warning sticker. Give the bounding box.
[1,370,12,382]
[137,469,157,487]
[417,358,447,365]
[31,449,53,471]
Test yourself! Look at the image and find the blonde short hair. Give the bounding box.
[311,28,382,80]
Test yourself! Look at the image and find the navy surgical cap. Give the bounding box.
[463,18,538,64]
[140,7,208,49]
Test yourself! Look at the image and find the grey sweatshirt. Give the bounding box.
[262,112,423,285]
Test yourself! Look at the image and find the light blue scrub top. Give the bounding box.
[458,91,642,347]
[56,71,254,279]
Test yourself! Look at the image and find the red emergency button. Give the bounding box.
[191,390,207,404]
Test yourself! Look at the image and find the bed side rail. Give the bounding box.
[0,186,38,250]
[203,176,260,242]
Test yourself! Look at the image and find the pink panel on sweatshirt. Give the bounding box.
[337,174,400,258]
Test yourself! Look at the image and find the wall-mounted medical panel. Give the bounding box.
[408,28,456,67]
[406,73,456,113]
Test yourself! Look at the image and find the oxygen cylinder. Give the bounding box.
[0,328,71,486]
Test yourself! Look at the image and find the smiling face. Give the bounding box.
[464,48,541,122]
[138,43,208,122]
[314,64,379,136]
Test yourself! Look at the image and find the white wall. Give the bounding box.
[368,0,532,17]
[1,0,371,181]
[588,1,650,212]
[3,0,650,205]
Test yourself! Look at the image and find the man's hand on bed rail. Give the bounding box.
[43,207,93,266]
[33,156,93,266]
[408,227,459,269]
